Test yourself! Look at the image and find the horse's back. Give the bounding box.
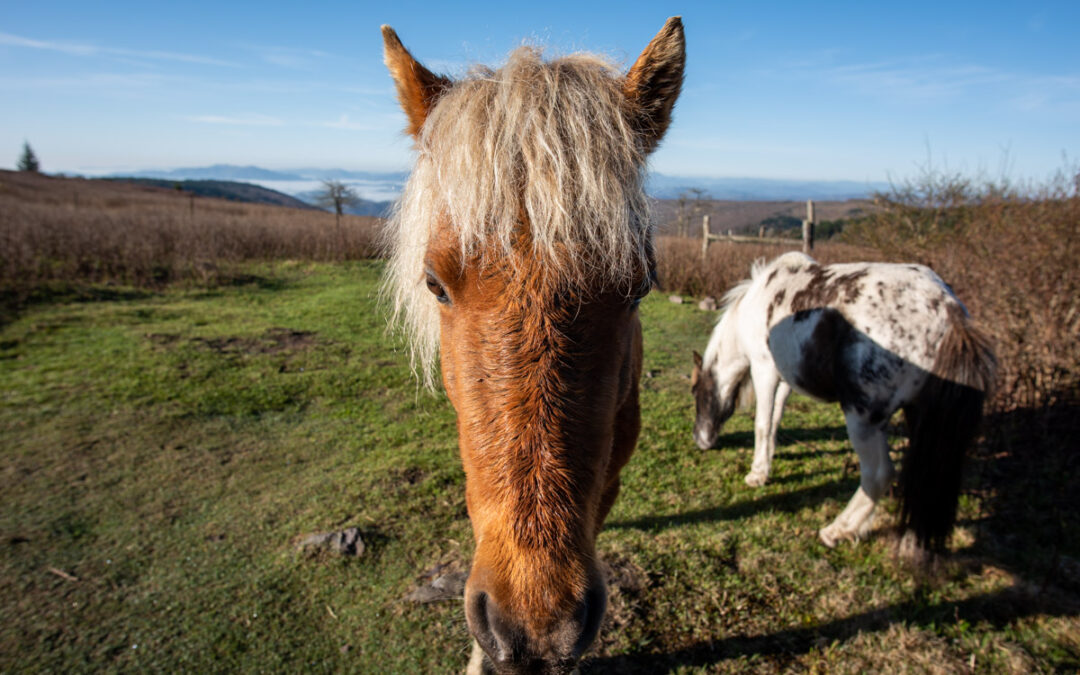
[755,257,966,419]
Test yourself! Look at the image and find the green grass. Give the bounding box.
[2,262,1077,673]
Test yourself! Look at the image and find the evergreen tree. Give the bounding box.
[17,141,40,173]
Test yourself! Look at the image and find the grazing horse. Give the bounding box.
[691,252,995,553]
[381,19,684,674]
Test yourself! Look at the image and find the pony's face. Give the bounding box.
[428,233,648,670]
[382,17,684,673]
[691,351,739,450]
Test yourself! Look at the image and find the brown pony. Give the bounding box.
[381,18,684,674]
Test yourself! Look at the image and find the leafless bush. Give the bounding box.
[655,236,879,299]
[843,167,1080,417]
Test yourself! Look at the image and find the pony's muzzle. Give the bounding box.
[694,421,717,450]
[465,579,606,674]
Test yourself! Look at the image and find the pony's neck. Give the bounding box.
[706,305,749,392]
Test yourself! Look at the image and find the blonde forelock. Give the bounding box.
[384,46,653,386]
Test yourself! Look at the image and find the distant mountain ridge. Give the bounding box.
[110,164,886,202]
[121,165,306,181]
[106,177,319,210]
[646,174,890,201]
[117,165,409,185]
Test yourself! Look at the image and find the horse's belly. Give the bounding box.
[767,309,841,402]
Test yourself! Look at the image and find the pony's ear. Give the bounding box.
[693,350,703,368]
[623,16,685,153]
[382,25,452,139]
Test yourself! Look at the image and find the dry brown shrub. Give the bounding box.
[842,168,1080,418]
[0,170,381,296]
[655,235,879,300]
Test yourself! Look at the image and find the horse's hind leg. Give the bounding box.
[819,411,896,547]
[745,364,783,487]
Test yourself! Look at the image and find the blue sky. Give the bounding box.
[2,1,1077,183]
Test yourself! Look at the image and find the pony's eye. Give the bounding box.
[425,273,450,304]
[630,277,654,310]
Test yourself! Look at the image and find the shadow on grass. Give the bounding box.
[1,273,295,330]
[219,273,291,292]
[966,398,1080,594]
[607,477,859,533]
[602,396,1080,672]
[582,586,1079,673]
[706,425,849,453]
[1,284,157,330]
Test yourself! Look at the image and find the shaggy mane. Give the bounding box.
[384,46,653,385]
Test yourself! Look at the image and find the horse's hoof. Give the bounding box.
[818,527,839,548]
[744,472,768,487]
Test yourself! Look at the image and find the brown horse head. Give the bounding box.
[382,18,683,673]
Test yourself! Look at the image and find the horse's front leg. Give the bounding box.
[745,362,782,487]
[819,410,896,547]
[772,379,791,442]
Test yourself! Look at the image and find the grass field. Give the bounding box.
[2,262,1077,673]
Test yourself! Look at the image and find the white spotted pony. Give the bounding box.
[691,252,995,553]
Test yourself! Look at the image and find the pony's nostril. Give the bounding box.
[571,580,607,657]
[467,591,527,667]
[466,584,606,669]
[465,592,497,659]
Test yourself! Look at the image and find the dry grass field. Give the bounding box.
[0,170,381,309]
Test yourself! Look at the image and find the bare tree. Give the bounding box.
[17,141,40,173]
[314,180,362,258]
[675,188,711,237]
[315,180,361,220]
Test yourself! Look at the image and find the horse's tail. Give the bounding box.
[899,308,997,552]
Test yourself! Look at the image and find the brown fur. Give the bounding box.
[381,19,684,671]
[381,26,452,139]
[623,18,686,152]
[789,264,868,313]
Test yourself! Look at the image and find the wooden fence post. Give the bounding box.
[802,199,815,253]
[701,214,711,263]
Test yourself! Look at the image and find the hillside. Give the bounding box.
[0,169,382,300]
[106,177,319,210]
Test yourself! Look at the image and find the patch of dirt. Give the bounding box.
[404,554,469,604]
[598,554,652,640]
[147,327,318,355]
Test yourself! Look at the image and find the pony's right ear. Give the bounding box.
[693,350,703,368]
[382,25,452,139]
[623,16,685,153]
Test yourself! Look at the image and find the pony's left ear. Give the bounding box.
[623,16,685,153]
[382,25,452,139]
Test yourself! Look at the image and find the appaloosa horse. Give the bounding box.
[692,252,995,554]
[382,18,684,673]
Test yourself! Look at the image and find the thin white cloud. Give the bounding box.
[0,31,241,67]
[185,114,284,126]
[0,31,95,55]
[321,113,400,131]
[778,52,1078,112]
[823,58,1009,100]
[234,43,334,69]
[0,72,163,89]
